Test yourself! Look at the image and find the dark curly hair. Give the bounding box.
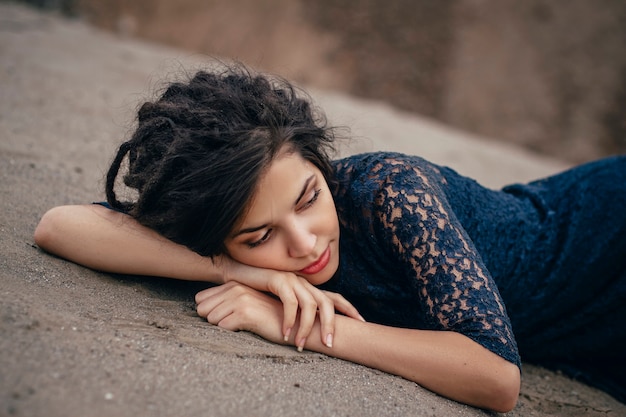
[105,65,337,257]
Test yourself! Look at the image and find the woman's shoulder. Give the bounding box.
[332,151,449,193]
[333,151,441,180]
[330,152,453,217]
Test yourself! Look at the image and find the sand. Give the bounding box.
[1,3,624,416]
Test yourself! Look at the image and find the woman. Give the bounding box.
[33,65,626,412]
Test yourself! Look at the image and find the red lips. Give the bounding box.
[298,246,331,275]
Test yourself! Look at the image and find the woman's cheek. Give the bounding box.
[254,246,285,270]
[233,246,282,271]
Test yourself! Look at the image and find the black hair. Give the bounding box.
[105,64,336,257]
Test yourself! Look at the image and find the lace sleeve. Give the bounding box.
[369,157,520,367]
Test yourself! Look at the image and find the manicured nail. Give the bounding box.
[325,333,333,348]
[358,314,366,322]
[284,327,291,342]
[297,338,306,352]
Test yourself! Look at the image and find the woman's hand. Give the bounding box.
[218,256,364,351]
[195,282,285,344]
[196,282,520,412]
[265,272,363,351]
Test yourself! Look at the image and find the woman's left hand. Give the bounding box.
[195,282,285,345]
[220,258,363,351]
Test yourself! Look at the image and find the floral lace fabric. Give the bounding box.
[321,152,521,367]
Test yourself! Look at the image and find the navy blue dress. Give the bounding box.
[320,152,626,402]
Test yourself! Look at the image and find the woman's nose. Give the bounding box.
[286,221,316,258]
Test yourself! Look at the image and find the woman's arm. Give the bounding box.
[34,204,221,281]
[309,316,520,412]
[34,204,363,348]
[196,282,521,413]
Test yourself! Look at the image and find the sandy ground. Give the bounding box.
[1,3,624,416]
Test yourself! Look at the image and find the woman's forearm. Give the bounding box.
[301,316,520,413]
[194,282,518,411]
[34,204,223,282]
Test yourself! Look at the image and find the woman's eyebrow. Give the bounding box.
[234,224,267,237]
[232,174,316,238]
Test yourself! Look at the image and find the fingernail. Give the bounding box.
[325,333,333,348]
[358,314,366,322]
[297,338,305,352]
[284,327,291,342]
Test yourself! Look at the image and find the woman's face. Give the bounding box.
[225,150,340,285]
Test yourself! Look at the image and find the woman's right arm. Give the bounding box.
[34,204,224,282]
[34,204,363,348]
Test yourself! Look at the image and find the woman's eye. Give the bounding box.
[247,230,271,248]
[301,188,321,210]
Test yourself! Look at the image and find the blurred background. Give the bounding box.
[18,0,626,163]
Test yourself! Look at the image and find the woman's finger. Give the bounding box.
[292,284,318,352]
[196,285,234,318]
[195,282,286,347]
[196,281,250,319]
[204,297,236,327]
[266,273,300,340]
[315,294,335,348]
[195,282,230,304]
[303,284,336,348]
[277,288,298,341]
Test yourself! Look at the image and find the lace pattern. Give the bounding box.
[326,152,520,366]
